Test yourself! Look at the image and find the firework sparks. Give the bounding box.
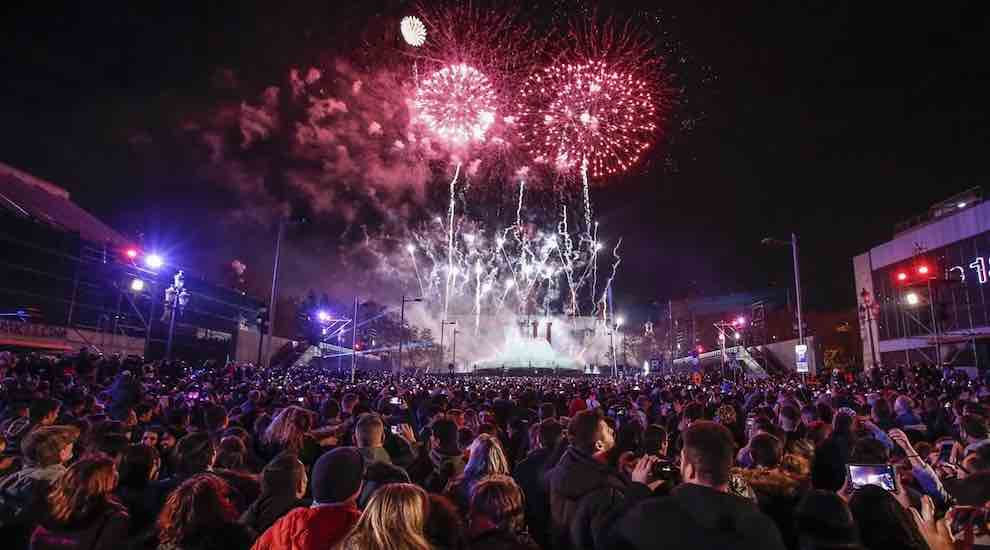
[415,64,497,146]
[517,59,658,178]
[400,16,427,47]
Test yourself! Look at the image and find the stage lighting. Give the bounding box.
[125,248,139,260]
[129,278,145,292]
[145,253,164,270]
[406,244,416,254]
[734,332,741,341]
[317,310,331,322]
[735,316,746,326]
[905,292,920,306]
[917,265,930,275]
[897,272,908,282]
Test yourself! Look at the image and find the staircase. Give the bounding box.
[731,346,770,379]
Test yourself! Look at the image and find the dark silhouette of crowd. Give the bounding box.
[1,349,988,550]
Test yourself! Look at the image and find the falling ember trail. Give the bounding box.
[444,163,461,320]
[581,159,592,239]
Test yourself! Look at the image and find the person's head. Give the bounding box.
[534,419,563,451]
[431,418,460,455]
[833,409,856,438]
[750,433,783,469]
[894,395,915,416]
[424,495,466,550]
[470,475,527,536]
[749,416,775,440]
[22,425,79,467]
[215,435,247,470]
[679,401,706,431]
[320,398,341,421]
[341,393,360,414]
[310,447,365,505]
[848,485,929,550]
[680,421,735,491]
[48,454,120,525]
[261,452,308,500]
[30,397,61,426]
[570,409,614,454]
[94,432,129,463]
[447,409,465,428]
[779,405,800,432]
[463,434,510,480]
[716,404,737,427]
[118,444,161,487]
[355,413,386,448]
[800,404,818,427]
[141,428,160,448]
[850,437,890,464]
[202,403,228,433]
[795,490,863,549]
[263,406,312,452]
[159,428,179,453]
[339,483,431,550]
[174,432,216,476]
[156,474,239,547]
[640,424,668,457]
[871,397,893,423]
[960,414,989,444]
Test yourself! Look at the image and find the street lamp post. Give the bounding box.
[164,271,190,362]
[397,295,423,381]
[451,328,460,373]
[762,233,805,344]
[439,320,456,371]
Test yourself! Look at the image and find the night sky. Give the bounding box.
[2,1,988,315]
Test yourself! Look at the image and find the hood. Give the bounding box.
[671,483,761,531]
[359,446,392,465]
[547,446,624,501]
[22,464,66,482]
[735,467,802,498]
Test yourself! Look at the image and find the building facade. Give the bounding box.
[853,189,988,371]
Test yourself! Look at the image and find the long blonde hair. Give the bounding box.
[338,483,431,550]
[463,434,510,481]
[262,406,311,453]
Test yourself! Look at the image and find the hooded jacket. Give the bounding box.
[603,482,786,550]
[545,446,649,550]
[735,467,805,549]
[251,503,360,550]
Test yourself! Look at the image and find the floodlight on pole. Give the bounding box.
[317,310,331,323]
[125,248,139,260]
[905,292,920,306]
[129,278,145,292]
[145,253,164,270]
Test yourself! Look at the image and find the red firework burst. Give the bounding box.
[517,60,657,178]
[414,63,498,147]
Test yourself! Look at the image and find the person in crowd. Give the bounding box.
[603,421,786,550]
[216,435,250,473]
[813,408,858,491]
[144,473,254,550]
[239,453,308,536]
[960,414,990,455]
[0,425,79,546]
[410,418,465,494]
[513,419,563,550]
[445,433,510,512]
[30,454,129,550]
[337,483,431,550]
[143,432,216,515]
[260,407,321,467]
[116,444,161,534]
[546,409,655,550]
[894,396,924,429]
[467,475,539,550]
[251,447,364,550]
[424,494,466,550]
[794,490,865,549]
[847,484,930,550]
[735,433,804,547]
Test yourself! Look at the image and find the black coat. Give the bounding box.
[512,448,554,550]
[545,446,649,550]
[603,483,787,550]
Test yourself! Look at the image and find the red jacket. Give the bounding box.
[251,503,360,550]
[568,397,587,417]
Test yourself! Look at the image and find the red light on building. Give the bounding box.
[896,272,908,282]
[917,265,930,275]
[696,345,704,354]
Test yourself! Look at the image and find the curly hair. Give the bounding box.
[48,454,121,525]
[156,474,238,546]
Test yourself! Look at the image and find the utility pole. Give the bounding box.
[264,219,286,367]
[350,296,359,383]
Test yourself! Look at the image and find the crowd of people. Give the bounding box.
[0,348,989,549]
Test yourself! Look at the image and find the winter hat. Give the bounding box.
[311,446,366,504]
